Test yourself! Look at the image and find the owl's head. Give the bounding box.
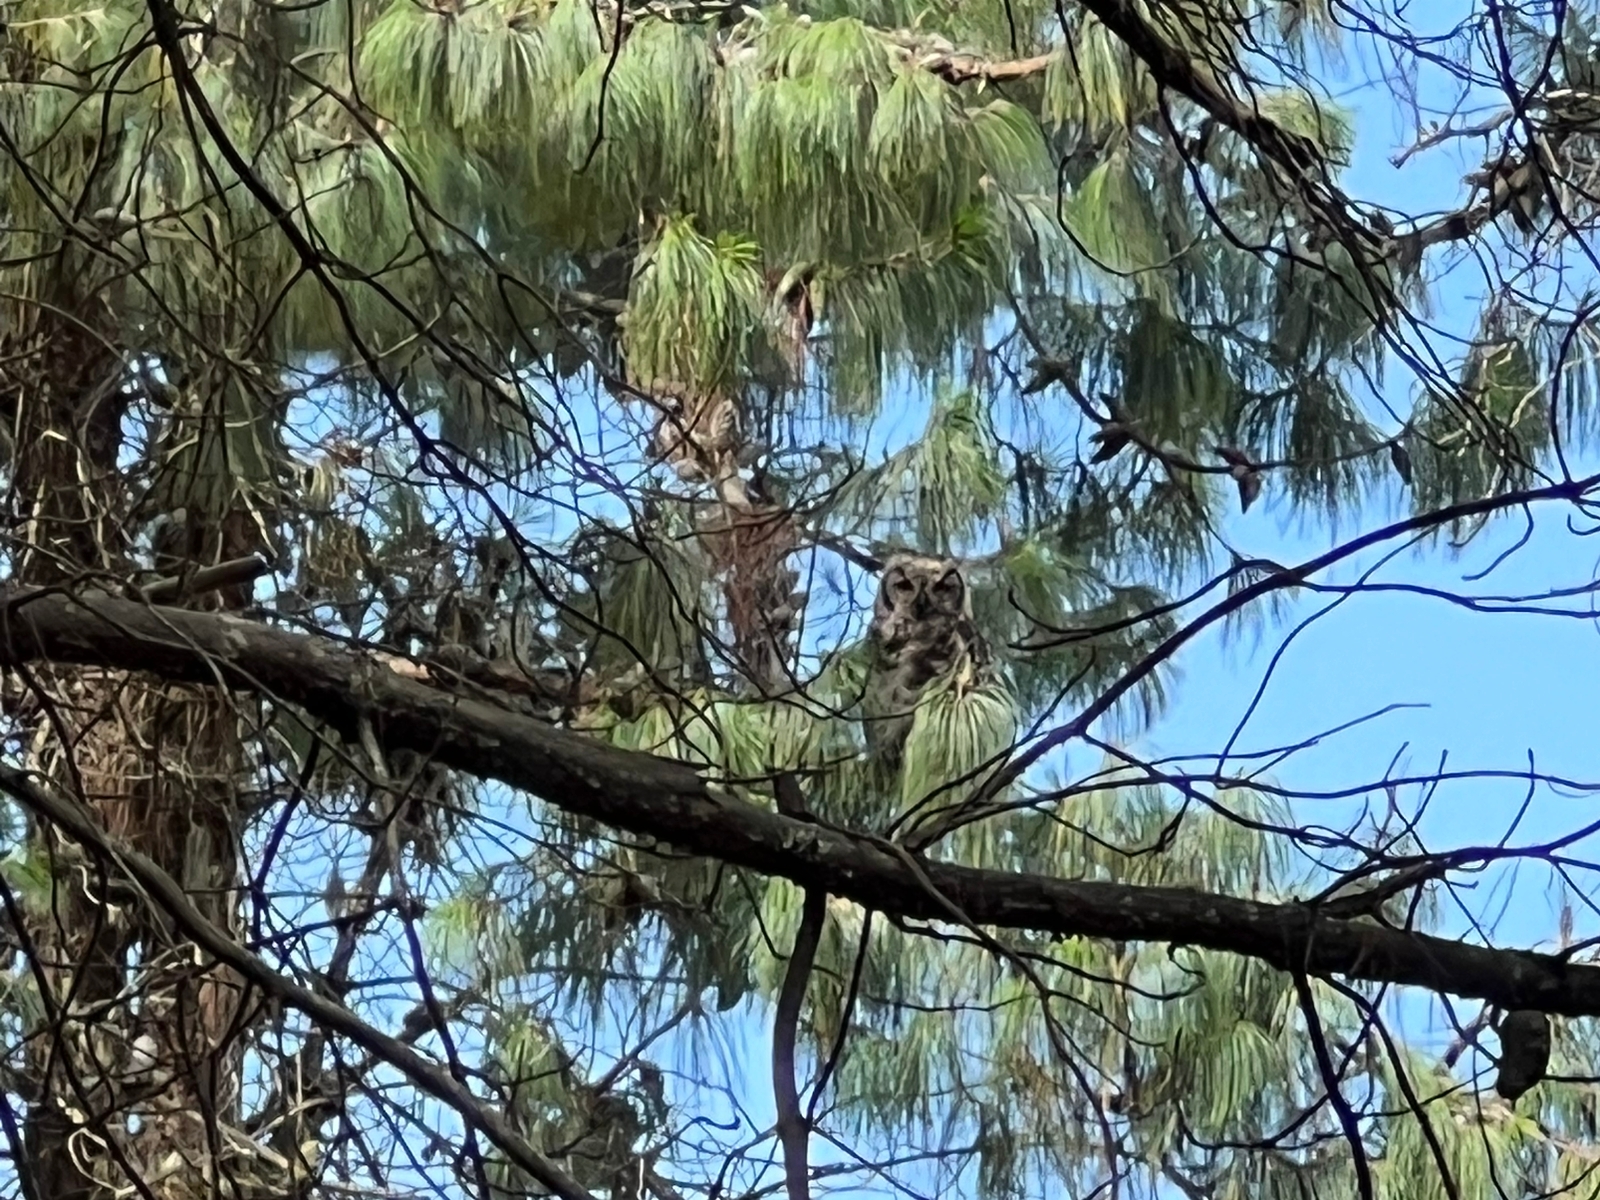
[875,555,969,623]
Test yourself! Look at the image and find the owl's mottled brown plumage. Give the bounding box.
[862,555,987,769]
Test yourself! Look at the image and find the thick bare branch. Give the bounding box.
[1069,0,1330,180]
[0,589,1598,1015]
[1064,0,1502,259]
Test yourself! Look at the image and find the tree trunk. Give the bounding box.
[1,292,268,1200]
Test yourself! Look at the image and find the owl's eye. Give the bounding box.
[934,572,961,592]
[893,577,915,593]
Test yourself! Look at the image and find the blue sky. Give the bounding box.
[247,11,1600,1195]
[1,8,1581,1200]
[456,23,1600,1183]
[705,28,1600,1189]
[1120,38,1600,1060]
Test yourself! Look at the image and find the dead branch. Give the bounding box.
[0,587,1598,1015]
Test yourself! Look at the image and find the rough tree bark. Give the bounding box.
[2,264,141,1200]
[2,586,1598,1019]
[0,251,272,1200]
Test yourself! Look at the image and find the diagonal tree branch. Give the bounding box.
[0,763,602,1200]
[1051,0,1503,258]
[2,587,1600,1016]
[1067,0,1330,180]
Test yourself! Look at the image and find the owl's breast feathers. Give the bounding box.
[956,616,990,667]
[883,623,984,693]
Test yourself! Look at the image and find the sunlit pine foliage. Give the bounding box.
[9,0,1600,1199]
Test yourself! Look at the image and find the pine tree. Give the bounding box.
[3,2,1600,1200]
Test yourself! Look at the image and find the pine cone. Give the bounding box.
[1495,1009,1551,1101]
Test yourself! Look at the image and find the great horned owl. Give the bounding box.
[862,555,987,770]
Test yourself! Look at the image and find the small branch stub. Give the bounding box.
[1494,1009,1552,1101]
